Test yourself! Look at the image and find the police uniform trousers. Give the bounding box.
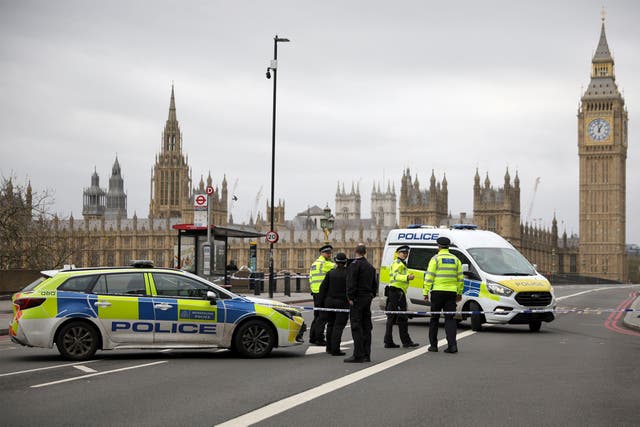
[384,287,412,346]
[428,290,458,348]
[324,297,349,354]
[310,293,327,343]
[349,294,373,359]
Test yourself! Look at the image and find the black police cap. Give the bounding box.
[319,244,333,253]
[436,236,451,247]
[396,245,410,253]
[334,252,348,263]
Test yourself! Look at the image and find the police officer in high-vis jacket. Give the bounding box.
[384,245,419,348]
[423,236,463,353]
[309,244,336,345]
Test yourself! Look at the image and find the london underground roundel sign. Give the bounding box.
[266,230,279,244]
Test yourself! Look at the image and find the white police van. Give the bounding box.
[379,224,555,331]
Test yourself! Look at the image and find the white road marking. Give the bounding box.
[73,365,98,373]
[556,284,640,301]
[0,360,99,377]
[304,340,353,355]
[30,361,167,388]
[216,330,475,426]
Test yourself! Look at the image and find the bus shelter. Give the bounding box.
[172,223,264,288]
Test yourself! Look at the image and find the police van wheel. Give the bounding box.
[234,319,275,358]
[56,321,99,361]
[469,301,484,332]
[528,321,542,332]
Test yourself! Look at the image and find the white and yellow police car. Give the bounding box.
[9,261,306,360]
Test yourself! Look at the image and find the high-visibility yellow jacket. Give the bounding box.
[389,258,411,294]
[423,249,463,295]
[309,256,335,294]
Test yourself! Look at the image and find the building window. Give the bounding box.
[297,250,305,269]
[488,217,497,232]
[280,250,288,270]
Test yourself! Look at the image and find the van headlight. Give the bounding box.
[486,281,514,297]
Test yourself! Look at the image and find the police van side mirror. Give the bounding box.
[206,290,217,305]
[462,264,480,280]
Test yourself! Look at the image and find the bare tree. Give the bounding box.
[0,176,88,269]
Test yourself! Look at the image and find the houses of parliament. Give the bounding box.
[58,18,629,283]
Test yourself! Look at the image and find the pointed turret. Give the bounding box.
[592,13,613,64]
[168,84,177,122]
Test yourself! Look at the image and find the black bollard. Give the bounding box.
[251,273,259,295]
[256,272,264,295]
[295,276,301,293]
[284,272,291,296]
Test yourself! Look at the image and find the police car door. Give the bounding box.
[92,272,154,344]
[148,272,219,345]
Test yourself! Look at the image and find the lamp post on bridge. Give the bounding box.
[320,205,335,244]
[266,35,290,299]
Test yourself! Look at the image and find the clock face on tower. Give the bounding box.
[588,118,611,141]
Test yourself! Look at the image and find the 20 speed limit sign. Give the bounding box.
[266,230,279,244]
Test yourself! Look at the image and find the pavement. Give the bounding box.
[2,292,639,336]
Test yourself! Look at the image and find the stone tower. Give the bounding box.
[473,168,521,247]
[335,182,361,221]
[371,181,397,228]
[578,14,628,282]
[149,85,193,219]
[105,156,127,220]
[398,168,447,227]
[82,168,106,219]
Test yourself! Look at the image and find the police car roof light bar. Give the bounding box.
[450,224,478,230]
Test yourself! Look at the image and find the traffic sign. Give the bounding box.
[194,194,207,209]
[266,230,279,244]
[206,186,214,195]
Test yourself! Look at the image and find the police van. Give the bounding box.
[379,225,555,331]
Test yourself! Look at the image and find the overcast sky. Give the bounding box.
[1,0,639,243]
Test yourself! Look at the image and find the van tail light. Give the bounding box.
[14,298,46,310]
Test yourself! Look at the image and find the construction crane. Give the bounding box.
[526,177,541,224]
[251,185,263,220]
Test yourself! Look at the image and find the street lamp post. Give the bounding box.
[320,204,335,244]
[266,35,290,299]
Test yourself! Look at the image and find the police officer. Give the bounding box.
[423,236,463,353]
[384,245,419,348]
[318,252,349,356]
[309,244,335,346]
[345,244,378,363]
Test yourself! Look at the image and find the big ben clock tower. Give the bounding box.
[578,13,628,282]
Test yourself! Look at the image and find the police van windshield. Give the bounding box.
[467,247,536,276]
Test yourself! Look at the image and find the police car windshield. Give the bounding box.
[467,247,536,276]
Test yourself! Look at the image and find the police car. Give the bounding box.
[9,261,306,360]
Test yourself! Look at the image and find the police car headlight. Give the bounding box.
[486,281,514,297]
[274,307,301,320]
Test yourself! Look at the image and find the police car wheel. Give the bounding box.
[234,319,275,358]
[528,321,542,332]
[469,301,484,332]
[56,321,99,361]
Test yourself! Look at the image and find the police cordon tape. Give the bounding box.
[243,302,638,316]
[296,307,639,316]
[219,274,639,316]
